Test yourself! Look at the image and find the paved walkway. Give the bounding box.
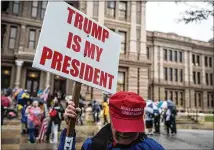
[1,118,214,150]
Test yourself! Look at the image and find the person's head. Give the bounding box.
[109,91,146,145]
[32,101,39,107]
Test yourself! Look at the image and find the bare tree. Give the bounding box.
[177,1,214,24]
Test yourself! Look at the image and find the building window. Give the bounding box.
[198,93,201,107]
[175,68,178,82]
[197,72,200,84]
[192,54,195,65]
[117,72,125,91]
[12,1,20,14]
[26,69,40,97]
[41,1,47,19]
[9,26,17,49]
[193,71,196,84]
[164,49,167,61]
[180,69,183,82]
[118,31,126,54]
[119,1,127,20]
[175,91,178,105]
[146,47,150,59]
[205,56,208,67]
[209,57,212,68]
[170,91,173,101]
[194,93,197,107]
[31,1,38,17]
[93,1,99,17]
[164,67,168,81]
[207,93,210,107]
[179,51,183,63]
[106,1,116,17]
[29,29,36,49]
[2,1,9,12]
[210,74,213,85]
[136,1,141,24]
[165,90,168,100]
[169,68,173,81]
[206,73,209,85]
[211,95,214,108]
[180,92,183,106]
[169,50,172,61]
[1,24,6,48]
[1,67,11,89]
[196,55,200,66]
[174,51,177,62]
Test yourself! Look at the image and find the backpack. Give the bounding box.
[49,109,58,117]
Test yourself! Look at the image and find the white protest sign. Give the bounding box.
[33,1,121,94]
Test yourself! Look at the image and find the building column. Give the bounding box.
[139,67,148,99]
[184,51,189,85]
[159,47,164,83]
[153,46,159,83]
[139,2,146,61]
[203,91,208,112]
[15,60,24,88]
[22,1,29,17]
[98,2,105,24]
[45,72,51,87]
[201,55,205,85]
[189,51,193,84]
[153,86,159,101]
[86,1,93,17]
[189,89,195,109]
[19,25,26,52]
[184,89,189,111]
[159,87,165,101]
[129,1,137,60]
[128,67,138,93]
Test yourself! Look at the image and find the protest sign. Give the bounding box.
[32,1,121,94]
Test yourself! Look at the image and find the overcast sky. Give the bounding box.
[146,2,213,42]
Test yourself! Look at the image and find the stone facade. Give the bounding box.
[147,32,214,113]
[1,1,213,113]
[1,1,149,102]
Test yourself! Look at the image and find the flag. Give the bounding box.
[40,85,49,102]
[37,117,49,142]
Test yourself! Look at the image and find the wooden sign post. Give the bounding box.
[64,82,82,150]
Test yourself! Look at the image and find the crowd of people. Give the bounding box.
[1,87,177,149]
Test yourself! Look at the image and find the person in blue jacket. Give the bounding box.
[58,91,165,150]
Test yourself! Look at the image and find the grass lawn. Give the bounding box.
[205,116,214,122]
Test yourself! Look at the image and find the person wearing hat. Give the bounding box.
[58,91,164,150]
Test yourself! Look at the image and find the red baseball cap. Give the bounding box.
[109,91,146,133]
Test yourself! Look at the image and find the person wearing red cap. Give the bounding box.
[58,91,165,150]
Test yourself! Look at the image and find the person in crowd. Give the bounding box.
[25,101,43,143]
[153,102,161,134]
[21,100,31,134]
[102,97,109,125]
[58,91,165,150]
[92,100,101,123]
[77,97,85,126]
[164,108,172,135]
[144,107,154,135]
[49,98,63,143]
[170,106,177,135]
